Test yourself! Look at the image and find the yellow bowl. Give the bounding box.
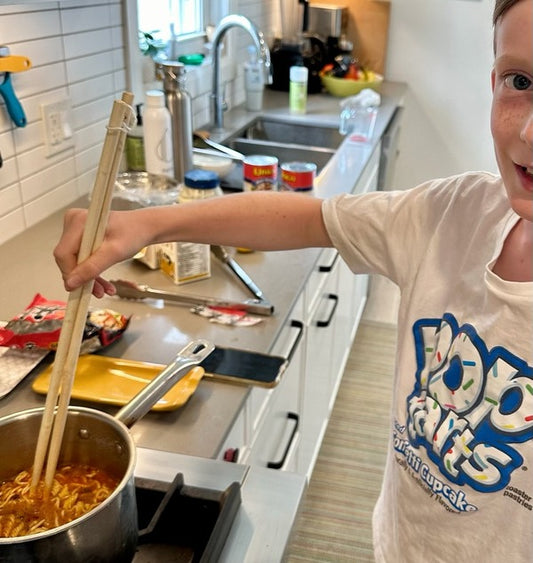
[320,71,383,98]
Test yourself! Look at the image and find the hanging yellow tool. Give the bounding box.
[0,47,32,127]
[0,55,32,73]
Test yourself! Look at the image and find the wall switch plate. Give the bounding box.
[41,98,74,157]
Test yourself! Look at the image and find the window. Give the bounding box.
[125,0,231,98]
[137,0,204,41]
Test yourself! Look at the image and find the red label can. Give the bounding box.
[243,155,278,191]
[280,162,316,192]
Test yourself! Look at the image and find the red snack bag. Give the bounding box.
[0,294,129,352]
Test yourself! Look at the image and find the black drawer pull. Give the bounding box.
[316,293,339,328]
[318,250,339,272]
[267,412,299,470]
[286,320,304,362]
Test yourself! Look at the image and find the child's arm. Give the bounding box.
[54,191,332,296]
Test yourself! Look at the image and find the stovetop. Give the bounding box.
[132,473,241,563]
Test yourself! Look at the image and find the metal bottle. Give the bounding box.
[155,61,193,184]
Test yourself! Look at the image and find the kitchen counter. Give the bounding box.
[0,82,406,561]
[0,81,406,459]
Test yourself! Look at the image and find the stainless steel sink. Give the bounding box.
[235,117,344,150]
[220,117,342,190]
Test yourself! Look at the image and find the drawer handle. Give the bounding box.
[286,320,304,362]
[316,293,339,328]
[267,412,299,470]
[318,250,339,273]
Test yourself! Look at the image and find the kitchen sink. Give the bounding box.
[234,117,344,150]
[220,117,342,190]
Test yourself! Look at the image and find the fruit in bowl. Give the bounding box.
[320,57,383,98]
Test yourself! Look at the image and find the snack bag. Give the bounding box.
[0,294,129,353]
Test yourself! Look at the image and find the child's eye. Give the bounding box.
[503,73,532,91]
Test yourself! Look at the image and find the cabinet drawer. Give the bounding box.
[248,356,301,471]
[305,247,338,317]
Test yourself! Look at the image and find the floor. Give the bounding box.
[362,274,400,325]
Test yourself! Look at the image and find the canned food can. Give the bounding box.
[280,162,316,192]
[243,155,278,191]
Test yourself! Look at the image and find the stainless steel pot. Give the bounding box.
[0,339,214,562]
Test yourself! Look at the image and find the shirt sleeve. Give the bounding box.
[320,172,503,287]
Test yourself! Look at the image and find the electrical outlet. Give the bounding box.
[41,98,74,157]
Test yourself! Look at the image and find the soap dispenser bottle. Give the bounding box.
[244,45,264,111]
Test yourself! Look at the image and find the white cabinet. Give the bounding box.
[219,144,381,479]
[216,298,305,470]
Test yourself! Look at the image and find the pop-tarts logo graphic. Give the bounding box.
[406,313,533,496]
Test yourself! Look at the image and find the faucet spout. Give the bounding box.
[210,14,272,131]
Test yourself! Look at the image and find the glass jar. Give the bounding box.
[179,169,223,202]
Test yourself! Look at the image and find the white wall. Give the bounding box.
[385,0,498,189]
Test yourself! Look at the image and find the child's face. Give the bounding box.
[491,0,533,222]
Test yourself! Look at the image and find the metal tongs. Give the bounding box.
[113,245,274,315]
[112,280,274,316]
[210,245,268,304]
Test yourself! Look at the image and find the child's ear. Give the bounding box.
[491,68,496,92]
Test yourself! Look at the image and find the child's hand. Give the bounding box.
[54,208,146,297]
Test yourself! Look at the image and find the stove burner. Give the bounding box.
[132,473,241,562]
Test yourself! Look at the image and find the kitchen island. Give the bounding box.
[0,83,406,561]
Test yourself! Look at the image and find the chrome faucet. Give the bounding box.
[210,14,272,131]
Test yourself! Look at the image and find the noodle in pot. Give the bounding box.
[0,464,119,538]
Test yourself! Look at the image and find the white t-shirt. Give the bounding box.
[322,171,533,562]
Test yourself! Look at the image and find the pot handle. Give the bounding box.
[115,339,215,427]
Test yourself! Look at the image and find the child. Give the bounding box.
[55,0,533,559]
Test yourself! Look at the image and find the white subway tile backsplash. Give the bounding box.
[76,167,97,198]
[60,5,112,35]
[16,143,73,180]
[69,75,115,107]
[13,87,69,125]
[0,130,14,159]
[113,69,127,93]
[12,121,42,153]
[75,144,102,176]
[74,119,109,152]
[0,10,61,45]
[65,51,115,84]
[0,207,25,246]
[20,157,76,202]
[110,25,123,50]
[0,184,22,216]
[63,28,113,59]
[71,94,115,129]
[0,158,19,190]
[15,62,67,99]
[0,5,58,15]
[14,37,64,67]
[23,179,78,228]
[0,0,273,245]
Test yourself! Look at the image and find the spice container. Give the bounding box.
[159,170,222,284]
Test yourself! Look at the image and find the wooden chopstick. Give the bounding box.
[31,92,135,492]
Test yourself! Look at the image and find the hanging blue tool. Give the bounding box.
[0,46,31,127]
